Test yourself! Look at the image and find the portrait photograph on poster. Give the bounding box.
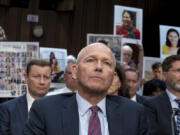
[160,25,180,59]
[121,38,143,78]
[87,34,122,62]
[143,57,163,81]
[40,47,67,83]
[114,5,143,43]
[0,42,39,98]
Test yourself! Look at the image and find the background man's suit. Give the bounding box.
[136,94,146,104]
[24,93,148,135]
[0,95,28,135]
[144,92,175,135]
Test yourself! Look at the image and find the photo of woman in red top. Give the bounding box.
[116,10,140,39]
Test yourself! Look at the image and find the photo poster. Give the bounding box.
[114,5,143,43]
[0,42,39,97]
[40,47,67,72]
[121,38,142,70]
[87,33,122,62]
[143,57,163,81]
[160,25,180,59]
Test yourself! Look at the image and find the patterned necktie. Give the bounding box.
[88,106,102,135]
[175,99,180,134]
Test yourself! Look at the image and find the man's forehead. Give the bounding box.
[78,43,114,62]
[85,43,111,52]
[29,65,51,72]
[171,61,180,67]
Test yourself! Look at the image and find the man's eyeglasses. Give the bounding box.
[168,69,180,74]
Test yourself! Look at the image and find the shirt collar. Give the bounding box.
[166,89,178,102]
[26,89,35,112]
[131,94,136,102]
[76,92,107,117]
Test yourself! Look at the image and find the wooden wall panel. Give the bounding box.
[57,12,72,49]
[36,10,57,47]
[0,0,178,57]
[97,0,114,33]
[19,9,31,41]
[70,0,85,56]
[5,8,20,41]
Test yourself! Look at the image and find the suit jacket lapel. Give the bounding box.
[17,95,28,125]
[136,94,142,103]
[61,94,79,135]
[106,96,123,135]
[160,92,173,133]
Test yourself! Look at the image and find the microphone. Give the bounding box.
[171,108,180,135]
[172,108,180,116]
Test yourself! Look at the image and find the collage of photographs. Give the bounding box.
[0,42,39,97]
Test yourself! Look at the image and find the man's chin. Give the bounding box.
[174,84,180,92]
[86,87,107,95]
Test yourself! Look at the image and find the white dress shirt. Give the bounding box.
[131,94,137,102]
[166,89,179,109]
[76,92,109,135]
[26,90,35,112]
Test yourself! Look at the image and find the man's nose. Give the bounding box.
[39,77,45,84]
[95,61,103,71]
[128,82,134,87]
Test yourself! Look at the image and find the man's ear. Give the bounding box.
[113,72,117,81]
[24,69,28,83]
[163,72,167,80]
[71,64,78,79]
[114,72,117,76]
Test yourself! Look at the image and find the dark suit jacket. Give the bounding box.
[136,94,147,104]
[24,93,149,135]
[0,95,28,135]
[143,92,174,135]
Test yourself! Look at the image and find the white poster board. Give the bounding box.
[160,25,180,58]
[0,42,39,97]
[40,47,67,72]
[114,5,143,43]
[87,34,122,62]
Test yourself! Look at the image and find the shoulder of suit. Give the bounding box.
[137,94,147,100]
[148,91,166,101]
[0,95,26,109]
[107,95,143,109]
[36,92,75,103]
[143,92,167,106]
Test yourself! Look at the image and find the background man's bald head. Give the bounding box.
[122,45,133,53]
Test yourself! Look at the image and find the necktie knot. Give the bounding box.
[91,106,99,113]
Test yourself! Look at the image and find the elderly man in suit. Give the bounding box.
[125,68,146,104]
[144,55,180,135]
[0,59,52,135]
[24,43,148,135]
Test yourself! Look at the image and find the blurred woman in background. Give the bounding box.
[108,62,130,98]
